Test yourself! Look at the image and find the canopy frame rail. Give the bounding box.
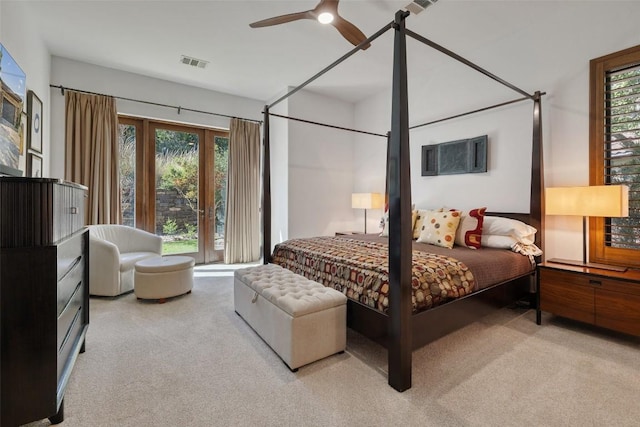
[410,93,546,130]
[268,21,394,109]
[269,113,388,138]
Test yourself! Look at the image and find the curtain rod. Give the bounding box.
[269,112,387,138]
[49,84,263,124]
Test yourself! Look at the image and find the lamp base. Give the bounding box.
[547,258,628,272]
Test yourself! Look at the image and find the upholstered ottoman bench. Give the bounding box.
[234,264,347,371]
[134,255,195,303]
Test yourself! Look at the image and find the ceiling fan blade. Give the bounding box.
[331,16,370,50]
[249,10,315,28]
[316,0,340,13]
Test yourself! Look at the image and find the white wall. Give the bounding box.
[287,90,356,239]
[267,89,357,251]
[49,57,264,179]
[353,1,640,262]
[1,1,51,176]
[269,94,289,249]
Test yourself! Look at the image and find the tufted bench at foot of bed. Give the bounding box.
[233,263,347,371]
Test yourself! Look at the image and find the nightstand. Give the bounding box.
[537,262,640,336]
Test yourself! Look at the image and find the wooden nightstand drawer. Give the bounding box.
[596,290,640,336]
[539,270,594,324]
[595,277,640,297]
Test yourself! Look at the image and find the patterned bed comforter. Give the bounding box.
[271,236,476,314]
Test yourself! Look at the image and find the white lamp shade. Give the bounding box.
[545,185,629,217]
[351,193,384,210]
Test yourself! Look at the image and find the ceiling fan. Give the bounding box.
[249,0,371,50]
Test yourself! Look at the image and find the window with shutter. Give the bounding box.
[590,45,640,268]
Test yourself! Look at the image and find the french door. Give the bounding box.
[118,116,228,264]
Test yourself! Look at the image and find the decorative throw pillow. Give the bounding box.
[454,207,487,249]
[412,208,443,239]
[380,205,417,237]
[416,210,461,249]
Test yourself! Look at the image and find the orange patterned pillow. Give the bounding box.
[454,207,487,249]
[416,210,461,249]
[412,208,443,239]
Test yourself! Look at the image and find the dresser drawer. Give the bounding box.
[57,258,84,316]
[57,304,85,383]
[53,183,86,242]
[57,232,84,281]
[57,282,84,352]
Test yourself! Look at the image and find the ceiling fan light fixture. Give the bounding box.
[317,12,334,24]
[249,0,370,49]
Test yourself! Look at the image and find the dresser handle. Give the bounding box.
[251,292,259,303]
[589,279,602,286]
[69,207,78,214]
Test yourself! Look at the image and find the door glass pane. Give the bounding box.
[214,136,229,251]
[118,123,136,227]
[155,129,199,255]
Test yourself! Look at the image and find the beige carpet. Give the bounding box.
[27,271,640,427]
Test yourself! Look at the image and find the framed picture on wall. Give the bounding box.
[0,43,26,177]
[28,153,42,178]
[27,90,43,154]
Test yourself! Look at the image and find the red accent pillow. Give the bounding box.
[453,207,486,249]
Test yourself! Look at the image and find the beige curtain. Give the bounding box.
[224,118,261,263]
[65,91,121,225]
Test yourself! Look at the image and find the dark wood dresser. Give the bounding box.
[0,177,89,426]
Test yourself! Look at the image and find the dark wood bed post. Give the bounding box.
[262,105,272,264]
[388,9,413,393]
[531,91,544,249]
[531,92,544,323]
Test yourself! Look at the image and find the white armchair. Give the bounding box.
[88,225,163,296]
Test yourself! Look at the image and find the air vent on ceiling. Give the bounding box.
[405,0,438,15]
[180,55,209,69]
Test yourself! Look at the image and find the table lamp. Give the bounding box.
[545,185,629,271]
[351,193,384,234]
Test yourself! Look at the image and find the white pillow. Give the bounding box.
[482,216,536,245]
[482,234,518,249]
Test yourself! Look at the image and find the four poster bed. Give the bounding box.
[260,11,544,392]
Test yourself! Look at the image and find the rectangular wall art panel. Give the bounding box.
[421,135,487,176]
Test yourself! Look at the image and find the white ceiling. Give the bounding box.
[24,0,554,104]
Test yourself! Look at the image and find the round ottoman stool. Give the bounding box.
[134,255,195,303]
